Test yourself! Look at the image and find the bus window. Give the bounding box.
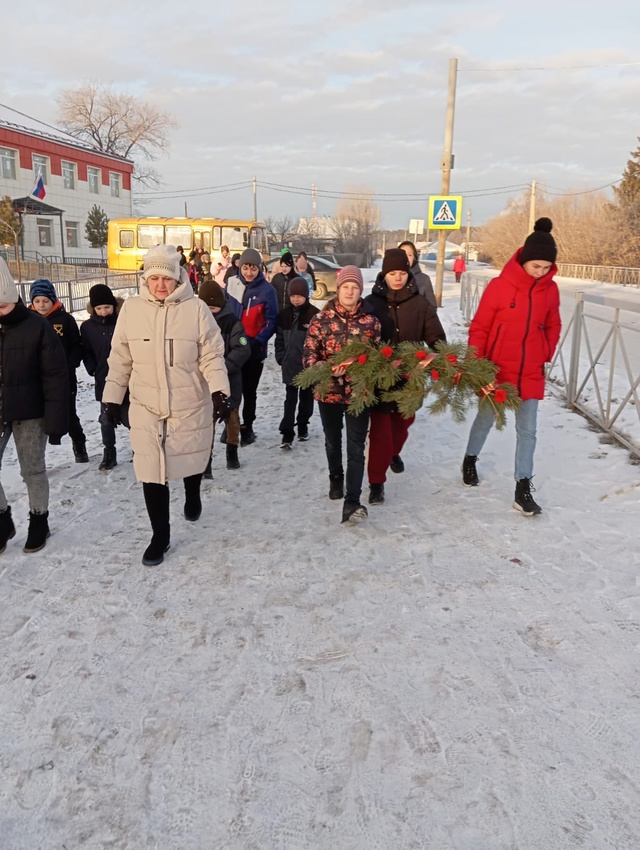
[119,229,134,249]
[166,225,193,250]
[138,224,164,248]
[194,230,211,251]
[221,226,249,252]
[211,228,220,251]
[250,227,268,254]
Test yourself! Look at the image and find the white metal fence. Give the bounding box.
[16,272,142,314]
[460,273,640,457]
[556,264,640,287]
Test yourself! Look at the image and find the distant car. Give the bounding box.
[265,255,341,300]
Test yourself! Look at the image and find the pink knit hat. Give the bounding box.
[336,265,363,294]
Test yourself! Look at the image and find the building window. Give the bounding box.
[0,147,17,180]
[88,166,100,194]
[32,154,49,185]
[66,221,79,248]
[110,172,121,198]
[62,160,76,190]
[37,219,53,247]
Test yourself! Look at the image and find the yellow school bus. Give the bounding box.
[107,217,270,271]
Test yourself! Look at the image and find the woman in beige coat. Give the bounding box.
[103,244,231,566]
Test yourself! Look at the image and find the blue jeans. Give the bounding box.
[465,398,538,481]
[318,402,370,504]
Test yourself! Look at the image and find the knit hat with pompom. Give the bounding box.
[520,217,557,265]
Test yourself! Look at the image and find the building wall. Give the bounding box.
[0,126,133,261]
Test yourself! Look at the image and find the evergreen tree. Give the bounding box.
[85,205,109,257]
[614,138,640,206]
[613,139,640,266]
[0,195,21,254]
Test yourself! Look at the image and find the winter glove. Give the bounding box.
[103,402,123,427]
[48,434,63,446]
[211,391,232,424]
[248,337,264,360]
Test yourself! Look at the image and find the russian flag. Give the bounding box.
[31,172,46,200]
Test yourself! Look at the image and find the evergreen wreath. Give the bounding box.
[294,339,520,428]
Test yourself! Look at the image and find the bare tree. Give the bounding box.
[57,83,176,188]
[264,215,297,252]
[331,186,380,264]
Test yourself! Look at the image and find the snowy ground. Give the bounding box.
[1,274,640,849]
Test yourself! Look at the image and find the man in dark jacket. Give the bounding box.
[199,279,251,471]
[270,250,299,311]
[0,259,69,554]
[275,276,320,447]
[363,248,446,504]
[30,278,87,463]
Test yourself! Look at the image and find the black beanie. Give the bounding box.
[382,248,411,277]
[89,283,117,308]
[280,251,294,268]
[520,218,557,265]
[198,279,226,309]
[289,277,309,299]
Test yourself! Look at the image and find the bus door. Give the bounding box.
[212,225,249,255]
[250,226,269,259]
[193,229,211,252]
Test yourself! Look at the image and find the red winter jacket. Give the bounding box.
[453,257,466,274]
[468,249,562,400]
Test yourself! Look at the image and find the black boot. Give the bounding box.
[240,425,256,446]
[514,478,542,516]
[297,425,309,442]
[0,507,16,554]
[99,446,117,471]
[369,483,385,504]
[73,441,89,463]
[142,483,171,566]
[329,474,344,500]
[219,426,227,445]
[390,454,404,473]
[226,444,240,470]
[23,511,50,553]
[462,455,479,486]
[341,500,368,523]
[183,474,202,522]
[203,456,213,480]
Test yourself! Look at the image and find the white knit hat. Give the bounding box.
[141,244,189,285]
[0,257,19,304]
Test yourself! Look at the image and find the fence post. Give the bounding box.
[459,274,466,315]
[566,291,584,405]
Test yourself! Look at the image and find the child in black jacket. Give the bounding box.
[80,284,129,471]
[198,280,251,472]
[275,277,319,448]
[30,279,87,463]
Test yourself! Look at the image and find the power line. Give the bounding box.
[461,61,640,73]
[537,179,621,196]
[137,180,253,197]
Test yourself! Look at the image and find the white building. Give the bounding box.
[0,103,133,263]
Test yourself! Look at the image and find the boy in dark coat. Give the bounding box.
[30,278,87,463]
[80,284,129,471]
[270,250,299,311]
[199,280,251,472]
[275,276,319,448]
[0,259,69,554]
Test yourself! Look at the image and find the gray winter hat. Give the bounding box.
[0,257,19,303]
[238,248,262,268]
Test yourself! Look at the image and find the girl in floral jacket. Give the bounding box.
[303,266,380,523]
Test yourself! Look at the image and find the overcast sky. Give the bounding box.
[2,0,640,229]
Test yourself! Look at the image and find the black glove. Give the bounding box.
[103,402,122,427]
[212,391,232,424]
[249,337,264,360]
[48,434,62,446]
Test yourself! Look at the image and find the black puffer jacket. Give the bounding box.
[0,301,69,436]
[31,301,82,392]
[80,299,124,401]
[275,300,320,385]
[213,302,251,409]
[364,272,446,347]
[271,268,299,312]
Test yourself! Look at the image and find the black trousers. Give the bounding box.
[68,391,86,445]
[241,359,264,427]
[318,402,370,504]
[279,385,314,438]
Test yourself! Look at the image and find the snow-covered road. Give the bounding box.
[1,276,639,849]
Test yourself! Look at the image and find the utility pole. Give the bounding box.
[528,179,536,233]
[184,201,188,217]
[435,57,458,307]
[311,184,317,218]
[465,208,471,262]
[253,176,258,220]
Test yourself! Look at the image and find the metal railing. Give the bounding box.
[556,263,640,287]
[16,272,142,314]
[6,258,107,283]
[459,271,491,322]
[547,291,640,457]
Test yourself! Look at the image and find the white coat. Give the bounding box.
[103,279,230,484]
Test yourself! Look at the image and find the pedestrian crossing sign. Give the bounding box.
[428,195,462,230]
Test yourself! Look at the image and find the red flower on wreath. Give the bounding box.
[453,371,462,385]
[445,354,459,365]
[381,346,394,359]
[494,388,508,403]
[430,369,440,381]
[357,354,368,365]
[415,350,428,361]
